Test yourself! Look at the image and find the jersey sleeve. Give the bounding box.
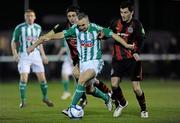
[133,21,145,53]
[12,26,21,43]
[92,23,113,38]
[102,28,113,38]
[63,25,76,38]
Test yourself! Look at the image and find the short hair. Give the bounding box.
[120,1,134,12]
[66,6,79,15]
[77,12,88,20]
[24,9,35,14]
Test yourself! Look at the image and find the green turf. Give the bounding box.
[0,79,180,123]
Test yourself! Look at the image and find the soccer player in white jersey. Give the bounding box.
[58,40,73,100]
[27,12,134,116]
[11,9,53,108]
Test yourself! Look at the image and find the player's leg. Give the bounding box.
[18,59,30,108]
[94,79,111,93]
[86,80,112,111]
[70,69,95,107]
[111,77,128,117]
[33,60,53,107]
[73,64,87,108]
[111,60,128,117]
[131,60,148,118]
[19,73,29,108]
[132,81,148,118]
[61,61,72,100]
[36,72,53,107]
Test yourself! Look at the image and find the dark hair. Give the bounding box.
[77,12,88,20]
[25,9,35,14]
[66,6,79,15]
[120,1,134,12]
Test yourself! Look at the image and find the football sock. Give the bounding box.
[19,81,27,102]
[94,81,111,93]
[62,80,69,92]
[71,84,85,106]
[92,87,109,103]
[40,81,48,100]
[136,92,147,111]
[112,86,126,107]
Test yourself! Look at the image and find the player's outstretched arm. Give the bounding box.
[27,31,65,54]
[112,33,134,50]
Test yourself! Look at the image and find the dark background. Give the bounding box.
[0,0,180,81]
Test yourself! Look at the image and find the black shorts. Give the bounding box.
[111,58,143,81]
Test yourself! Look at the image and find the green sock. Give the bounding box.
[63,80,69,92]
[40,81,48,100]
[71,84,85,107]
[19,81,27,102]
[93,87,109,103]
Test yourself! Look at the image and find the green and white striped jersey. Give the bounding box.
[12,22,41,53]
[63,23,113,62]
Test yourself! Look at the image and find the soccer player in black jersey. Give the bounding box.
[110,1,148,118]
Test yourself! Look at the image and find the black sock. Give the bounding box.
[136,92,147,111]
[94,81,111,93]
[112,86,126,107]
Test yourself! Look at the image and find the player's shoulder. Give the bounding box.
[14,22,26,30]
[132,19,143,27]
[90,23,103,30]
[34,23,42,29]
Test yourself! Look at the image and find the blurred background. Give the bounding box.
[0,0,180,81]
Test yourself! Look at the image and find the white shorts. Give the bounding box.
[61,58,73,76]
[18,52,44,74]
[79,59,104,76]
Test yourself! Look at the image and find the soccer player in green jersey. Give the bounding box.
[11,9,53,108]
[27,12,134,116]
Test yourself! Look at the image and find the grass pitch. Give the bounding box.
[0,79,180,123]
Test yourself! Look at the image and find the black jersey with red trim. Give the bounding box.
[110,18,145,61]
[53,22,79,64]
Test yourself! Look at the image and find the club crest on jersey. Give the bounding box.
[27,36,37,42]
[128,27,133,33]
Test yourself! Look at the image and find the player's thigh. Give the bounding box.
[80,60,104,76]
[72,64,80,79]
[62,61,73,76]
[18,59,31,74]
[31,60,45,73]
[78,69,96,85]
[32,60,46,82]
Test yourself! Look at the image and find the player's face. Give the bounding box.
[67,12,78,25]
[120,7,133,22]
[24,12,36,25]
[77,18,89,32]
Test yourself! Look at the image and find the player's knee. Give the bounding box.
[111,77,120,87]
[73,69,79,79]
[133,88,142,96]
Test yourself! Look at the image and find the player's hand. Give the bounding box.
[42,55,49,64]
[97,31,105,40]
[27,46,35,54]
[13,54,19,62]
[133,53,140,61]
[126,43,135,50]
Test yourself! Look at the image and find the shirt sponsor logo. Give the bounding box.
[80,40,94,47]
